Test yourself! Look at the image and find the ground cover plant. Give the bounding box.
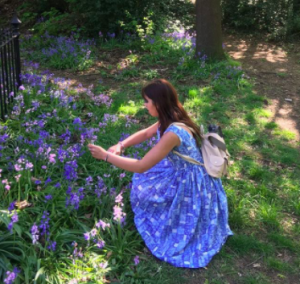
[0,29,300,284]
[20,32,96,71]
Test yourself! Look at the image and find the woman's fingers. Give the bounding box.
[88,144,105,160]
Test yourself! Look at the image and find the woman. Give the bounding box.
[88,79,233,268]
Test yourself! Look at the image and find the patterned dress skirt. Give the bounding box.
[131,125,233,268]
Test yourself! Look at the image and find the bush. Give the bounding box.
[221,0,300,40]
[20,0,194,37]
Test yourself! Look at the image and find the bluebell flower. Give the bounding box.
[45,177,52,185]
[8,201,16,212]
[39,211,50,236]
[8,212,18,233]
[47,241,56,251]
[45,194,52,201]
[31,223,39,244]
[84,232,90,241]
[4,267,20,284]
[54,182,61,188]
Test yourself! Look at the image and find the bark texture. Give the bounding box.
[195,0,225,60]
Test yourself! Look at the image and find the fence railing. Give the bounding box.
[0,14,22,120]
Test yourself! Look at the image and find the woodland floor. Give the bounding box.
[47,35,300,283]
[50,33,300,145]
[1,0,299,143]
[224,34,300,143]
[2,2,300,278]
[47,37,300,283]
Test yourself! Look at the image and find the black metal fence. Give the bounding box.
[0,14,22,120]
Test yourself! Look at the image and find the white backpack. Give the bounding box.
[171,123,230,178]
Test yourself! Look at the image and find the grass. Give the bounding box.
[0,31,299,283]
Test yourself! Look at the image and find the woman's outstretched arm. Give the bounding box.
[108,122,159,155]
[88,131,180,173]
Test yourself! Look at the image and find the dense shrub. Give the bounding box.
[221,0,300,40]
[20,0,194,37]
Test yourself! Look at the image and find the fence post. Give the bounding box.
[11,13,22,88]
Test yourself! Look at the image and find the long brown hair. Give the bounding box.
[142,79,202,144]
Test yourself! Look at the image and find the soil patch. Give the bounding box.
[224,34,300,143]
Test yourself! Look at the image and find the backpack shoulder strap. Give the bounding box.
[170,122,196,134]
[173,150,204,167]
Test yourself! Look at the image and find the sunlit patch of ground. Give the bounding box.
[225,35,300,142]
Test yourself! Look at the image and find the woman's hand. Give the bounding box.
[107,143,122,155]
[88,144,107,160]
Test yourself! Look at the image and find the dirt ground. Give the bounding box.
[224,34,300,143]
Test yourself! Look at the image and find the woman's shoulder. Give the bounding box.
[166,122,193,137]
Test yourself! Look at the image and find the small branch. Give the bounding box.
[245,255,264,267]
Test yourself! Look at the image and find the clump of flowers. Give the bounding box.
[113,191,126,226]
[22,32,96,71]
[31,223,39,244]
[66,186,84,210]
[7,211,18,233]
[4,267,20,284]
[14,158,34,172]
[30,211,56,251]
[2,179,12,191]
[84,219,110,249]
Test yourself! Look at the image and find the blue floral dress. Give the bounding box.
[130,124,233,268]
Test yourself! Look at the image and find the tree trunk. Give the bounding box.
[195,0,225,60]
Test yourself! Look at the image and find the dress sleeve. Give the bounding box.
[164,124,184,145]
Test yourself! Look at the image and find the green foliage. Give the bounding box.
[221,0,300,40]
[21,32,95,71]
[20,0,194,37]
[1,28,300,283]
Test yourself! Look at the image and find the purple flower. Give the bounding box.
[39,211,50,236]
[8,201,16,212]
[85,176,93,185]
[11,212,18,223]
[119,173,126,179]
[96,219,110,230]
[19,85,25,91]
[64,160,78,181]
[55,182,61,188]
[25,162,33,170]
[134,255,140,265]
[84,232,90,241]
[99,262,108,269]
[49,153,56,164]
[115,192,123,204]
[45,194,52,201]
[107,32,115,38]
[8,212,18,233]
[47,241,56,251]
[96,239,105,249]
[4,267,20,284]
[66,191,81,210]
[90,228,97,237]
[113,205,126,225]
[31,223,39,245]
[44,177,52,185]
